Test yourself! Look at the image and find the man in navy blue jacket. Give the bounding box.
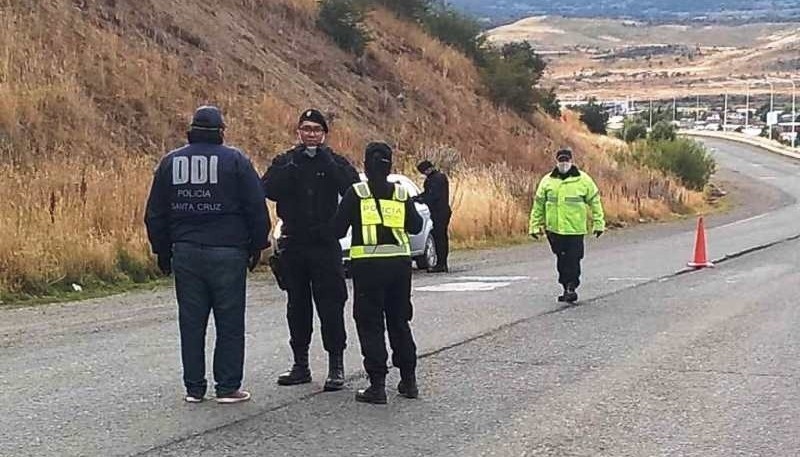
[145,105,270,404]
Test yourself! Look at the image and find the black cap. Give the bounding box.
[365,142,392,162]
[191,105,225,131]
[555,148,573,161]
[416,160,434,173]
[298,109,329,133]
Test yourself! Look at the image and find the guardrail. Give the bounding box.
[680,130,800,161]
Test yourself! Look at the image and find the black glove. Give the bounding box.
[530,232,539,240]
[157,253,172,276]
[594,230,603,238]
[248,250,263,272]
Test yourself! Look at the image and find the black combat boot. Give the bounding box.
[323,352,345,392]
[557,285,568,302]
[397,370,419,399]
[564,284,578,303]
[277,348,312,386]
[355,374,387,405]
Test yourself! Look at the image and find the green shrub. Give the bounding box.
[622,119,648,143]
[649,120,677,142]
[633,138,716,190]
[579,98,608,134]
[317,0,371,56]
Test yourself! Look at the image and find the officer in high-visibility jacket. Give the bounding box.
[334,142,423,405]
[529,148,605,303]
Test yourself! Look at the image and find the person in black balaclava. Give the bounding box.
[262,109,359,392]
[334,142,423,404]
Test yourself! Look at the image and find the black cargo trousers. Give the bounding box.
[281,240,348,354]
[546,232,585,289]
[351,257,417,379]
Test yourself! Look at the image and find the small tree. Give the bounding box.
[375,0,428,20]
[317,0,371,56]
[536,87,561,118]
[480,52,535,114]
[622,118,648,143]
[423,7,485,59]
[579,98,609,134]
[650,120,677,142]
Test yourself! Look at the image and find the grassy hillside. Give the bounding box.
[0,0,701,300]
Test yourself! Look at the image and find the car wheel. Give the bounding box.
[415,233,437,270]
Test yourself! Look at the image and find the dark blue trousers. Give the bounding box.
[172,243,248,397]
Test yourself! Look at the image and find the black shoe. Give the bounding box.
[278,364,312,385]
[564,285,578,303]
[355,385,387,404]
[323,352,345,392]
[397,379,419,399]
[428,265,449,273]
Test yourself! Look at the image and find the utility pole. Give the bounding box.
[769,81,775,141]
[745,84,751,130]
[649,99,653,130]
[672,96,677,122]
[792,79,797,149]
[723,92,728,131]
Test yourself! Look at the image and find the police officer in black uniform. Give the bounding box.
[262,109,359,391]
[334,142,423,404]
[145,105,270,404]
[416,160,452,273]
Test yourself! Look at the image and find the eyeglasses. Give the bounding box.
[298,125,325,134]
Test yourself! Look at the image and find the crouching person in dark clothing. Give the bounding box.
[145,106,270,404]
[334,142,423,404]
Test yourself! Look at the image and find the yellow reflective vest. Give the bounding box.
[350,182,411,259]
[529,169,606,236]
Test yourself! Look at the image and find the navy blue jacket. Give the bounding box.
[145,139,270,255]
[262,145,358,245]
[419,170,451,220]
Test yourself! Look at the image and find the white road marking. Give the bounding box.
[716,213,769,229]
[759,176,778,180]
[454,276,529,282]
[606,277,652,282]
[415,282,512,292]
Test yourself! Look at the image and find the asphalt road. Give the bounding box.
[1,139,798,457]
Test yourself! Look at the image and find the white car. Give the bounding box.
[271,173,437,271]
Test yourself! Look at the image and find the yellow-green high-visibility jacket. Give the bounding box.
[350,182,411,260]
[529,168,606,236]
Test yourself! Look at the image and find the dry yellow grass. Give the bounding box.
[0,0,704,298]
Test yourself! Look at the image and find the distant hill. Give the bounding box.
[449,0,800,23]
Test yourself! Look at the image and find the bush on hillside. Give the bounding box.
[579,98,609,134]
[629,138,716,190]
[621,119,648,143]
[317,0,371,56]
[536,87,562,118]
[650,120,677,142]
[422,7,485,59]
[375,0,428,19]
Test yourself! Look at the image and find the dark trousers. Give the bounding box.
[282,242,347,354]
[172,243,249,397]
[352,257,417,379]
[546,232,585,288]
[432,212,451,268]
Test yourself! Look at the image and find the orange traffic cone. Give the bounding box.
[688,217,714,269]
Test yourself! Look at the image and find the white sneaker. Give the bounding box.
[216,390,251,404]
[184,395,205,403]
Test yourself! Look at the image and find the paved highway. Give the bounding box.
[0,139,798,456]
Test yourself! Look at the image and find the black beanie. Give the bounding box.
[416,160,434,173]
[298,109,329,133]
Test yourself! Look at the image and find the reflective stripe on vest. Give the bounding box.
[350,182,410,259]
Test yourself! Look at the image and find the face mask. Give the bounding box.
[304,146,318,158]
[557,162,573,174]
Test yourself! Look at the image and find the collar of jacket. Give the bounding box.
[550,165,581,179]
